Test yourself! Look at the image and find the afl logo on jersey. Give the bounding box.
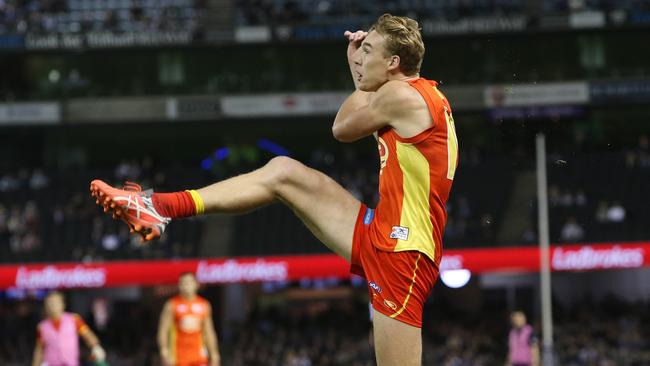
[191,303,204,314]
[179,314,202,333]
[378,136,389,174]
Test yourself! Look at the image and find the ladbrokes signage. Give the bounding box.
[196,260,288,283]
[15,266,107,289]
[552,246,645,271]
[0,242,648,289]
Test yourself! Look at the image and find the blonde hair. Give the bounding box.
[370,13,425,76]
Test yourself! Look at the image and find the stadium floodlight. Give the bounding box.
[440,269,471,288]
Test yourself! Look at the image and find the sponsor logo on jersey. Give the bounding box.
[390,226,409,240]
[383,300,398,311]
[368,281,382,294]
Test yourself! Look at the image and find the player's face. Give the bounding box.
[178,274,198,297]
[511,312,526,328]
[354,31,394,92]
[45,295,65,318]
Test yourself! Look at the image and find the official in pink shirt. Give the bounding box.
[506,311,540,366]
[32,291,106,366]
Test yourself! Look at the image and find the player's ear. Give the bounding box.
[387,55,400,71]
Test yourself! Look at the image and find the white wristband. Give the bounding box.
[91,345,106,362]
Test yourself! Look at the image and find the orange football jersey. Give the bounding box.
[368,78,458,267]
[169,296,210,365]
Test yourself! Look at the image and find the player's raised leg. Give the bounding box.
[195,156,361,260]
[91,156,360,260]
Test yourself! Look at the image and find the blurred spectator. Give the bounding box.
[605,201,625,223]
[561,217,584,242]
[549,185,561,207]
[0,204,8,237]
[559,189,574,207]
[0,173,19,192]
[101,233,120,251]
[638,134,650,168]
[595,201,609,223]
[625,134,650,169]
[574,190,587,206]
[115,160,142,181]
[522,225,536,244]
[24,201,40,227]
[29,169,49,190]
[20,231,41,252]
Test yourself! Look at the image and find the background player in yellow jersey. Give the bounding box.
[158,272,221,366]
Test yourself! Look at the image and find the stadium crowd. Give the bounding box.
[2,0,647,36]
[543,134,650,244]
[0,0,202,35]
[1,136,650,263]
[0,159,205,264]
[235,0,650,26]
[0,294,648,365]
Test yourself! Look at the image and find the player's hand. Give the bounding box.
[210,357,221,366]
[160,349,173,366]
[91,345,106,362]
[344,30,368,63]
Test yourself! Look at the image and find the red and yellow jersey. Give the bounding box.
[369,78,458,267]
[169,296,209,365]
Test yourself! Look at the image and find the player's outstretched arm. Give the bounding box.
[203,303,221,366]
[157,301,174,366]
[531,341,541,366]
[77,314,106,362]
[80,329,106,362]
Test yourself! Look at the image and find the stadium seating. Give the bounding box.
[0,164,205,263]
[0,0,201,35]
[537,150,650,244]
[2,145,649,264]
